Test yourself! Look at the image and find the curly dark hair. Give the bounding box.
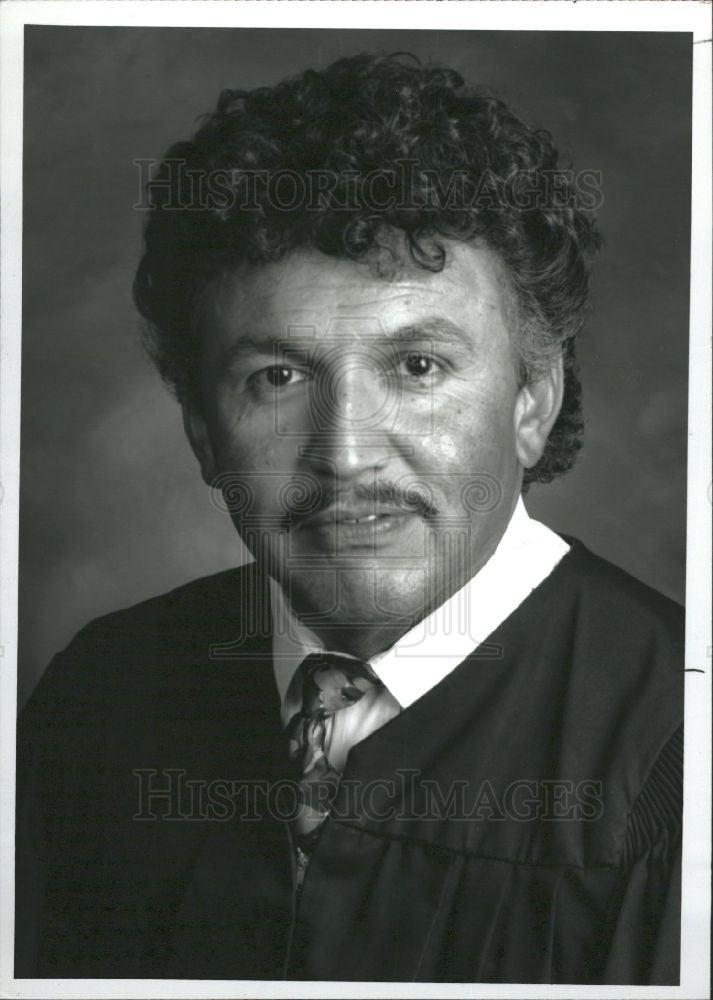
[134,52,601,486]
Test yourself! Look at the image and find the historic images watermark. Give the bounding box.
[133,158,604,214]
[133,767,604,824]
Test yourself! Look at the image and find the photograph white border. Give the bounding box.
[1,3,710,998]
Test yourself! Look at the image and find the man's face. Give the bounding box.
[185,239,560,656]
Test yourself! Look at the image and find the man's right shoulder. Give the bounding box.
[84,561,262,633]
[60,560,264,649]
[21,562,270,719]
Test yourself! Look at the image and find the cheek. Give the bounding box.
[217,439,298,490]
[205,399,303,527]
[422,385,518,472]
[207,395,291,472]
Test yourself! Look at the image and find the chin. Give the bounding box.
[285,565,429,631]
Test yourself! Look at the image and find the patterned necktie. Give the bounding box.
[285,651,383,857]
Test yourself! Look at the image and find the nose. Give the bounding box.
[301,348,398,477]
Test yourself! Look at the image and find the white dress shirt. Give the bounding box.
[271,497,569,771]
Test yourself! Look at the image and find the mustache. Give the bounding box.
[285,479,440,522]
[212,471,503,521]
[211,472,441,522]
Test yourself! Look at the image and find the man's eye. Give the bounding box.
[252,365,307,388]
[400,352,441,380]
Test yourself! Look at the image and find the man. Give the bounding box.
[16,53,683,983]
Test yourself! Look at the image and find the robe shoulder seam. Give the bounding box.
[332,820,622,872]
[622,723,683,867]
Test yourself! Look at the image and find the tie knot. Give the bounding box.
[298,651,381,716]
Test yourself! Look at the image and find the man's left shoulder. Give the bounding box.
[561,537,684,650]
[539,539,685,850]
[540,537,685,748]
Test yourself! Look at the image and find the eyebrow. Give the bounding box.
[220,315,474,363]
[387,317,474,349]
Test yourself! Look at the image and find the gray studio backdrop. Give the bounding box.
[19,27,691,708]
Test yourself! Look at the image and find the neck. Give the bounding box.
[288,527,507,659]
[306,621,415,661]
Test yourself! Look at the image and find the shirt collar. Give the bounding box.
[270,577,326,710]
[270,496,569,715]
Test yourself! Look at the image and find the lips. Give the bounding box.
[294,504,411,530]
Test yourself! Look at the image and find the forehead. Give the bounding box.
[202,239,516,344]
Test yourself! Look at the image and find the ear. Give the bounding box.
[181,400,219,486]
[513,353,564,469]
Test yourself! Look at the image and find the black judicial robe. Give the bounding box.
[15,539,683,983]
